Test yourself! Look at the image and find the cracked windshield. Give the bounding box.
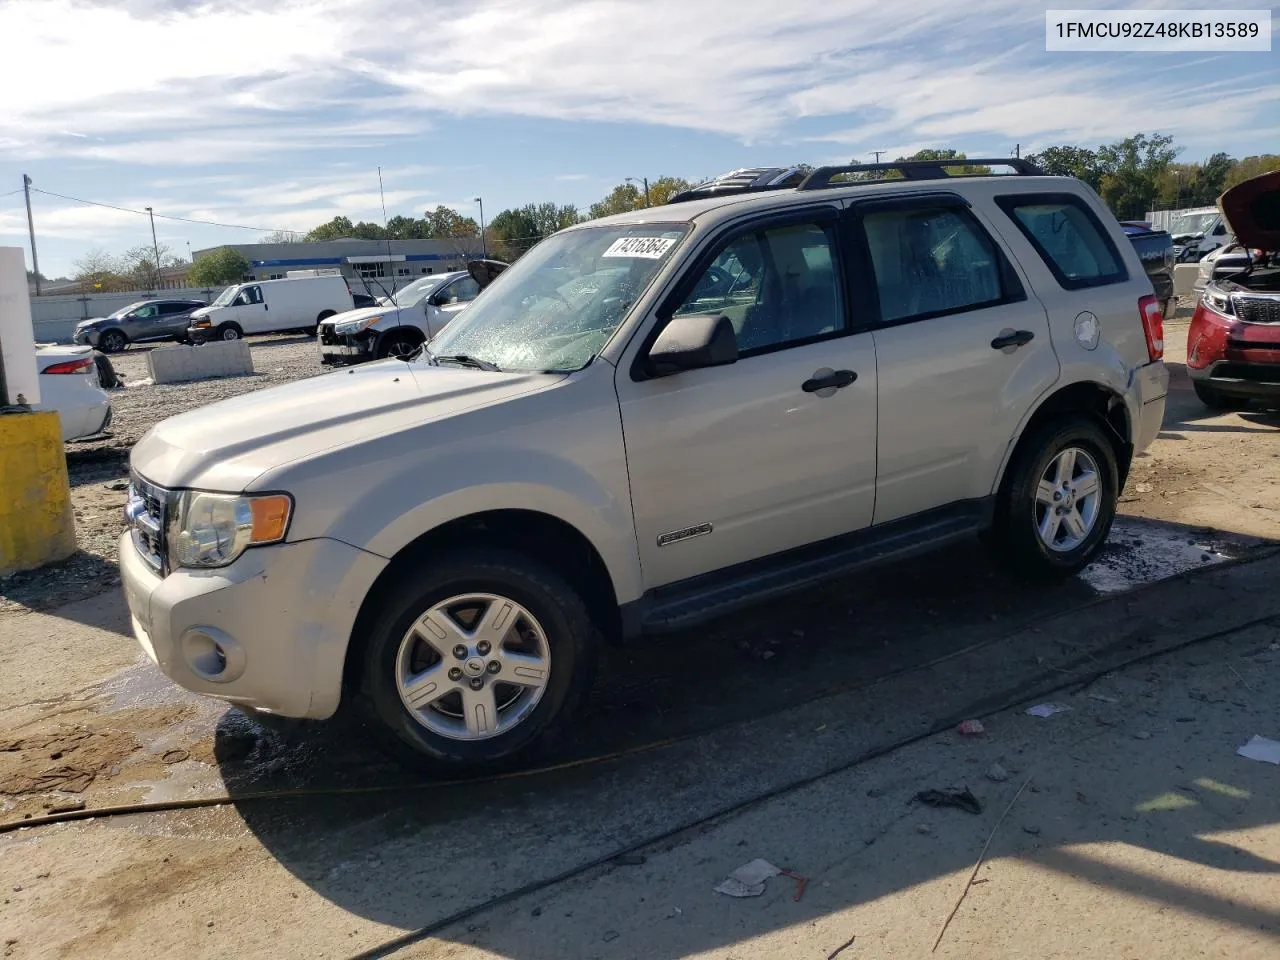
[426,225,686,372]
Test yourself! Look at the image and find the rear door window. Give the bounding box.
[858,204,1014,325]
[995,194,1127,289]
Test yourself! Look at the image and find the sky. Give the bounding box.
[0,0,1276,279]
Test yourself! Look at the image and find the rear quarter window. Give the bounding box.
[995,194,1128,290]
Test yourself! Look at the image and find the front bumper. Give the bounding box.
[318,327,376,364]
[119,531,386,719]
[73,328,100,346]
[1189,361,1280,399]
[187,325,214,344]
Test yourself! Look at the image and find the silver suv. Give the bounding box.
[120,160,1168,773]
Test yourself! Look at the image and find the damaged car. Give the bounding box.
[1187,170,1280,409]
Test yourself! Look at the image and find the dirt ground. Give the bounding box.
[2,317,1280,958]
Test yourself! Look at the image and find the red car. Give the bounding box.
[1187,170,1280,409]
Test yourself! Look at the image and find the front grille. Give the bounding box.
[1235,296,1280,325]
[126,472,169,574]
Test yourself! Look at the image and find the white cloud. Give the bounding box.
[4,0,1273,166]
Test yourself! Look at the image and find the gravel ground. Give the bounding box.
[0,335,329,616]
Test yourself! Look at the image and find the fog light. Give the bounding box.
[180,627,246,683]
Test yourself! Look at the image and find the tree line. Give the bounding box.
[71,134,1280,289]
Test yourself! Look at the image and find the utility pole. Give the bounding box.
[1015,143,1021,159]
[22,175,40,295]
[145,206,161,290]
[872,151,885,163]
[473,197,486,259]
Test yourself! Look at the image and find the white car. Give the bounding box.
[36,345,113,441]
[317,271,485,364]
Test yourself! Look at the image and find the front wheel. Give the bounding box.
[993,416,1118,579]
[99,328,127,354]
[377,332,421,360]
[215,323,242,342]
[1193,382,1251,411]
[357,548,598,773]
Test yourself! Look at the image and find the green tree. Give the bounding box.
[646,176,693,206]
[487,206,541,260]
[188,246,251,287]
[305,216,356,241]
[588,183,643,220]
[1026,145,1103,189]
[423,205,479,239]
[1095,133,1180,220]
[1224,154,1280,190]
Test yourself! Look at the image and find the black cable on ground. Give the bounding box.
[343,610,1280,960]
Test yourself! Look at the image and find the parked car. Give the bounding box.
[1187,170,1280,409]
[72,298,207,354]
[35,345,112,441]
[1119,221,1175,321]
[1169,208,1231,262]
[187,275,353,343]
[318,266,506,364]
[121,159,1166,773]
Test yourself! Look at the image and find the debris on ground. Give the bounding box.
[714,858,780,897]
[1087,693,1119,703]
[915,787,982,815]
[1026,703,1071,718]
[985,762,1009,782]
[1237,735,1280,765]
[956,719,985,736]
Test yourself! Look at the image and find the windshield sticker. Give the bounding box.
[602,236,677,259]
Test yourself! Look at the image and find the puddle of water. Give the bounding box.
[1079,517,1235,594]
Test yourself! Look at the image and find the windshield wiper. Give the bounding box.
[432,353,502,372]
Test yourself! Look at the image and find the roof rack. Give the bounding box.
[797,158,1044,191]
[668,167,808,204]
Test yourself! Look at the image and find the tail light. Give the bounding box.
[1138,294,1164,362]
[41,357,96,375]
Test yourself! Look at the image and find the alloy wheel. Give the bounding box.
[395,593,552,740]
[1034,446,1102,553]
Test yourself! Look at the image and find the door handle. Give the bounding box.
[990,329,1034,350]
[802,369,857,393]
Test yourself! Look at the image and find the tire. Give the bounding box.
[92,352,119,389]
[1193,382,1251,411]
[215,322,242,342]
[993,415,1118,579]
[98,328,127,354]
[356,548,598,774]
[310,311,335,337]
[377,332,422,360]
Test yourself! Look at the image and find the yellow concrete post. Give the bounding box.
[0,410,76,575]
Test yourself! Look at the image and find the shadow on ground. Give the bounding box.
[215,519,1280,956]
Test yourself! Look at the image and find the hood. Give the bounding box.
[1218,170,1280,250]
[131,359,560,491]
[77,316,109,327]
[318,305,403,329]
[190,305,215,319]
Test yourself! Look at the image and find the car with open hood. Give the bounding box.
[1186,170,1280,409]
[119,160,1166,774]
[315,262,508,364]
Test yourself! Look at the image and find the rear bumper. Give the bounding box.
[1131,360,1168,455]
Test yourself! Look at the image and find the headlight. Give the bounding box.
[191,318,211,328]
[167,491,292,569]
[334,315,381,335]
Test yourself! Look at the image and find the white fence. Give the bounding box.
[30,287,224,344]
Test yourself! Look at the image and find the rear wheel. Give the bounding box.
[215,322,242,342]
[357,548,597,774]
[377,332,422,360]
[993,416,1118,579]
[310,311,336,337]
[99,328,127,354]
[1193,382,1251,411]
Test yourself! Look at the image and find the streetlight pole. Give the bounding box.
[473,197,486,259]
[145,206,161,290]
[626,177,650,207]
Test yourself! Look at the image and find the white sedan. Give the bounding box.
[35,345,113,441]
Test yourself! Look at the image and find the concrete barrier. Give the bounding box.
[1174,263,1201,298]
[148,340,255,384]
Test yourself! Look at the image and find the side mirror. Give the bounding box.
[644,313,738,379]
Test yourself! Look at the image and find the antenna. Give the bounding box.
[378,166,397,297]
